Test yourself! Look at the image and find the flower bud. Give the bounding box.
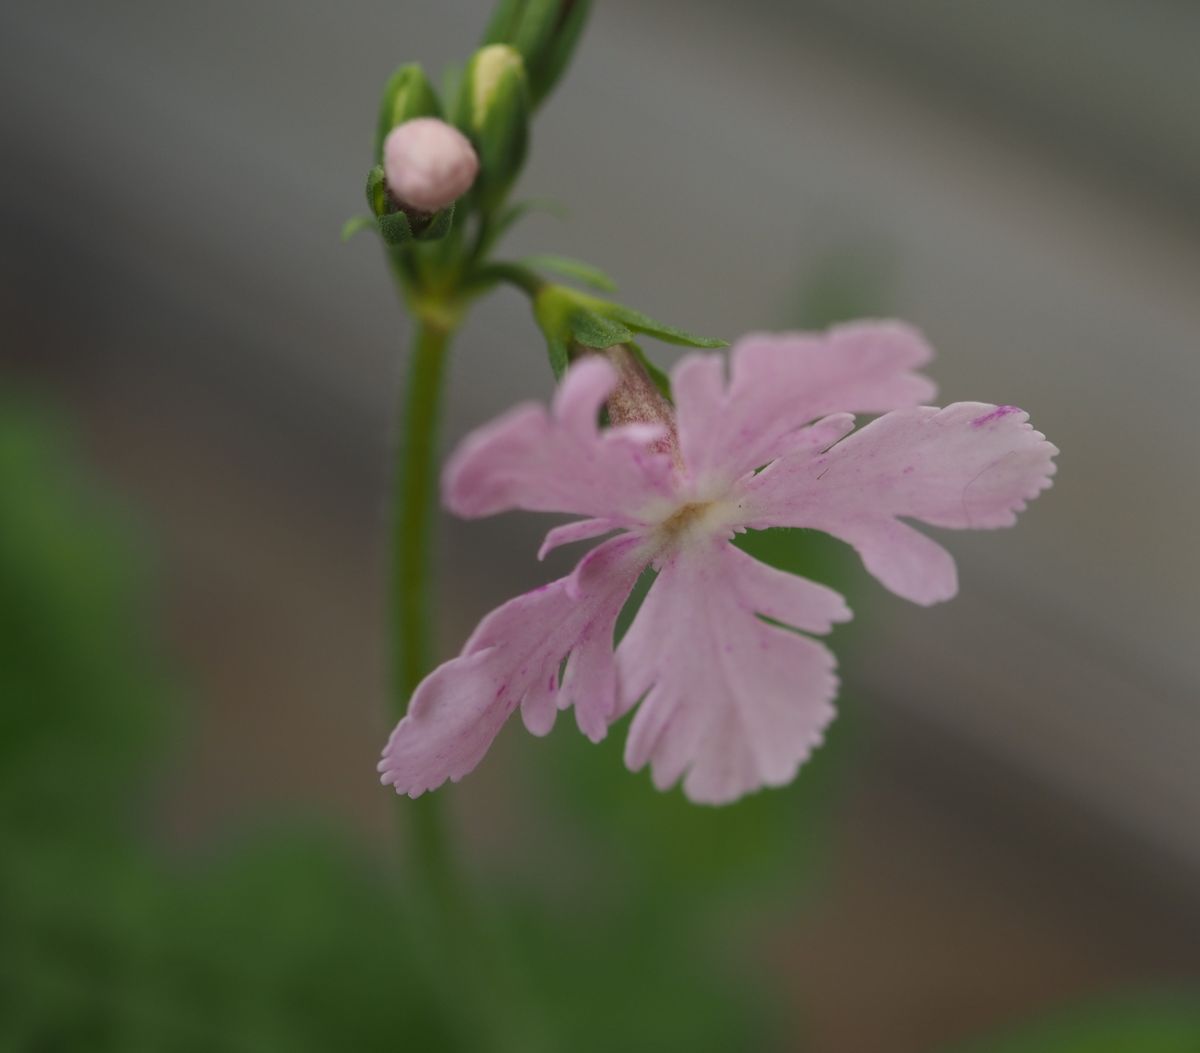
[458,44,529,208]
[374,63,441,160]
[383,117,479,213]
[482,0,591,106]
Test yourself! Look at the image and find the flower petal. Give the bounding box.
[618,540,848,805]
[674,321,937,485]
[378,535,647,797]
[537,517,620,560]
[743,402,1059,605]
[443,357,674,521]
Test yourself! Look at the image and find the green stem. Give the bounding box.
[392,310,453,715]
[389,284,550,1053]
[389,302,482,1048]
[390,299,465,894]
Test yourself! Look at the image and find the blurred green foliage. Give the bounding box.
[0,400,453,1051]
[946,992,1200,1053]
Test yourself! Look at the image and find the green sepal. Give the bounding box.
[568,309,633,349]
[607,305,726,348]
[376,203,456,246]
[522,253,616,292]
[366,165,455,245]
[627,341,673,401]
[376,210,414,246]
[374,64,441,160]
[415,201,455,241]
[366,165,389,216]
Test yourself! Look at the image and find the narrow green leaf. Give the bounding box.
[608,305,726,348]
[568,310,633,349]
[528,0,591,104]
[481,0,526,45]
[466,261,543,297]
[485,198,567,255]
[340,215,376,242]
[522,254,616,292]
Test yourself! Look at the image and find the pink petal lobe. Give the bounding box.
[443,358,673,521]
[378,535,647,797]
[674,321,937,484]
[743,402,1058,605]
[537,518,620,560]
[617,540,845,805]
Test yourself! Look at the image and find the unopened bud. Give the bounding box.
[375,64,441,159]
[383,117,479,213]
[458,44,529,208]
[482,0,591,106]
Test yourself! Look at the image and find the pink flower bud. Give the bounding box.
[382,117,479,213]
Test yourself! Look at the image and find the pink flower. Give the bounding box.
[379,323,1058,804]
[383,117,479,213]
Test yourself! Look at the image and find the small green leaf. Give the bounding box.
[340,215,375,242]
[608,305,726,349]
[568,310,633,349]
[522,254,616,292]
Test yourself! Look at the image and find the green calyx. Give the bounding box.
[365,165,457,246]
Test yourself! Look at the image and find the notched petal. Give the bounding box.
[671,320,939,483]
[378,536,647,796]
[617,540,847,805]
[743,401,1058,605]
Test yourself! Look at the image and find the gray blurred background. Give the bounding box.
[2,1,1198,1049]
